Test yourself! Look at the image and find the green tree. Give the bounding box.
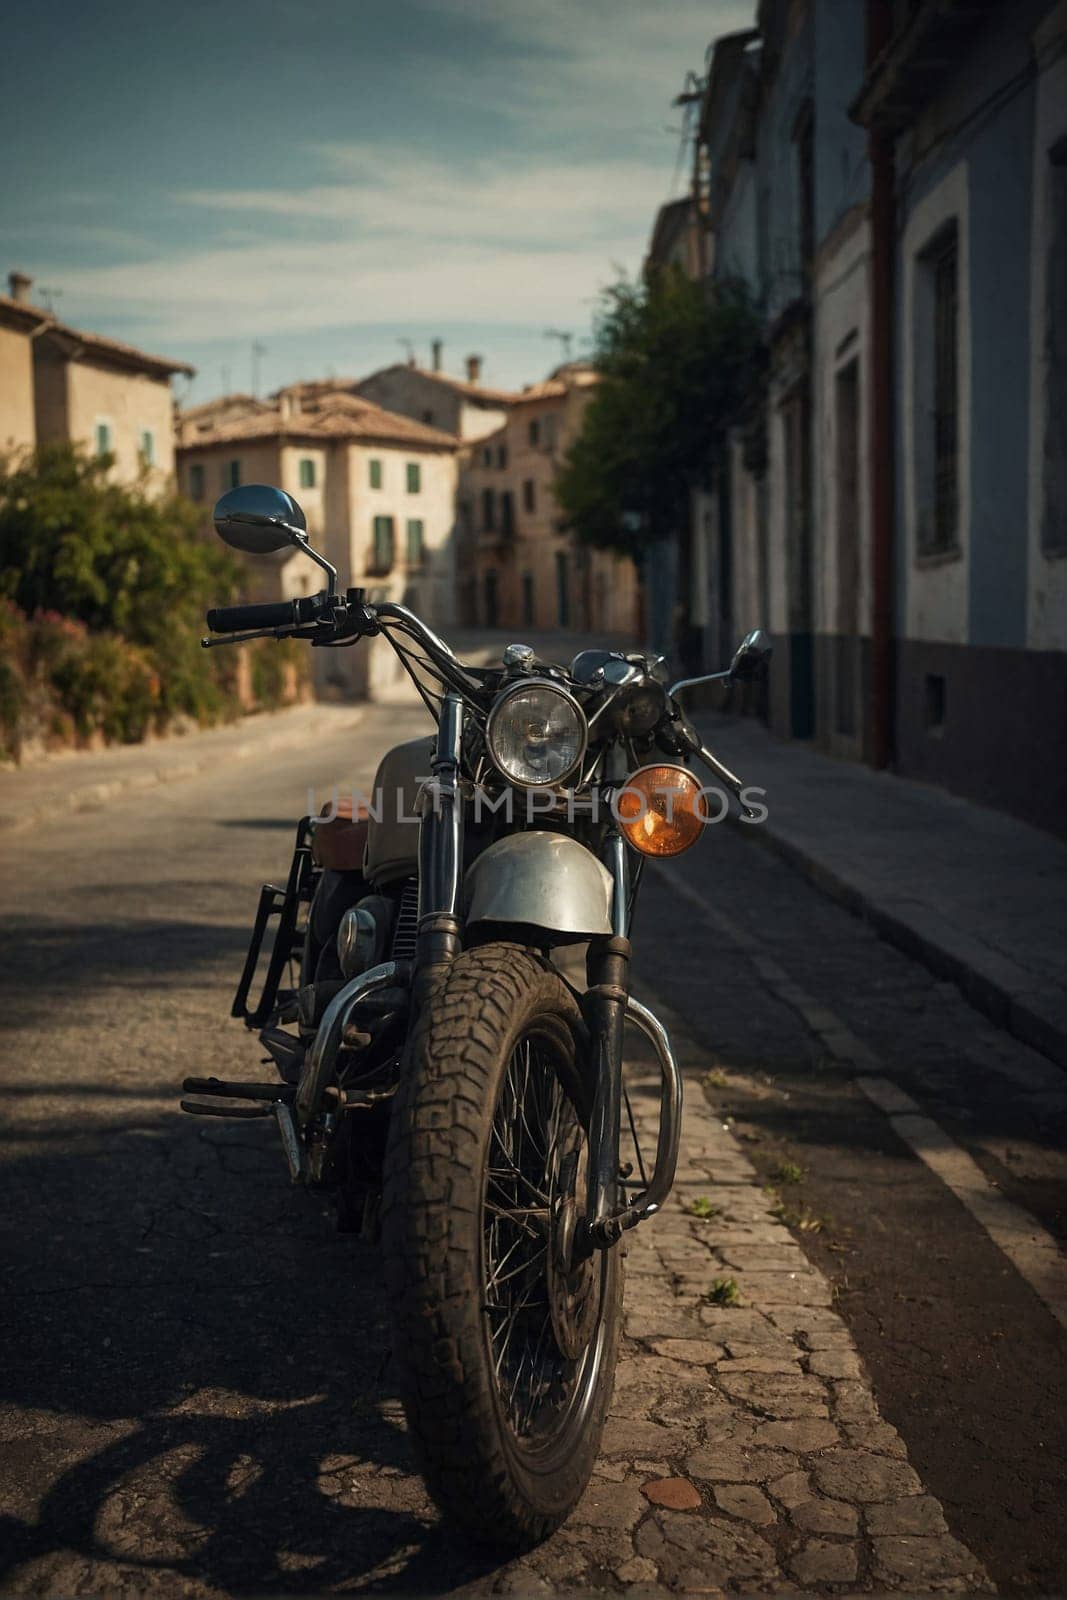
[0,442,237,643]
[556,268,765,560]
[0,444,242,735]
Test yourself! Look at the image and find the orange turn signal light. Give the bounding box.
[616,764,708,858]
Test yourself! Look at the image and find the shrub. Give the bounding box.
[0,445,307,758]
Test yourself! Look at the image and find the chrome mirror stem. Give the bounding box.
[290,531,337,597]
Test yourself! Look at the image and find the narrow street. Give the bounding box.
[0,705,1064,1595]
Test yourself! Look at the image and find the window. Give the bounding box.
[224,459,241,490]
[406,461,421,494]
[482,446,492,467]
[299,457,316,489]
[931,231,959,551]
[94,421,111,457]
[369,458,382,489]
[522,573,535,626]
[522,478,536,513]
[422,409,434,425]
[189,463,205,502]
[481,488,495,531]
[371,515,395,573]
[497,444,508,469]
[139,429,155,466]
[406,518,425,567]
[500,490,515,540]
[528,418,541,448]
[916,223,960,555]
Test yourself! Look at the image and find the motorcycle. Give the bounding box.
[182,482,772,1549]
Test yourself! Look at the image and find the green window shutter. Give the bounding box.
[406,461,421,494]
[406,519,424,566]
[225,459,241,489]
[369,458,382,489]
[95,422,111,456]
[189,463,205,501]
[299,457,316,488]
[140,429,155,465]
[372,515,395,571]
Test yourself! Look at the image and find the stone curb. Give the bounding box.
[486,1009,992,1595]
[735,813,1067,1075]
[0,707,364,835]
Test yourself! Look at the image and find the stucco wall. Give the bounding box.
[60,358,177,489]
[0,323,36,454]
[357,368,506,442]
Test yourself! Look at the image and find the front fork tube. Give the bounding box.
[580,829,632,1252]
[413,691,464,1002]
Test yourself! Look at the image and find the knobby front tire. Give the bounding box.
[381,944,624,1550]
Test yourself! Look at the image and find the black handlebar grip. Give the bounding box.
[205,595,321,633]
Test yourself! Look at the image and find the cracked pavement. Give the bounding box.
[0,703,1064,1595]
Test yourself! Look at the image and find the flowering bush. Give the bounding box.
[0,446,308,761]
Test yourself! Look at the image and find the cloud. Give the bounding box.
[48,146,693,341]
[15,0,758,373]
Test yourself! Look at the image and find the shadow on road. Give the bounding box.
[0,1101,503,1595]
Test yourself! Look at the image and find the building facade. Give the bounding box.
[456,368,639,640]
[176,389,459,699]
[0,271,192,487]
[679,0,1066,834]
[356,353,516,442]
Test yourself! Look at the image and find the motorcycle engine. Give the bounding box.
[336,894,396,980]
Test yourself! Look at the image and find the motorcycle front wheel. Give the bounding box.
[381,943,623,1550]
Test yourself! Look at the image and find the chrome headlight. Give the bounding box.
[485,679,587,789]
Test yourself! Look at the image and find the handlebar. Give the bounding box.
[205,596,323,634]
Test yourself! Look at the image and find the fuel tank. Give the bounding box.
[365,736,433,886]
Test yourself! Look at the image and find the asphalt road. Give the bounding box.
[0,703,1064,1595]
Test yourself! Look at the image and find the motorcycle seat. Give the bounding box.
[312,798,370,874]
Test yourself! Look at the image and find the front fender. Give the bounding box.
[464,832,613,937]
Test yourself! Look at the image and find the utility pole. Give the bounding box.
[397,337,415,366]
[251,341,267,398]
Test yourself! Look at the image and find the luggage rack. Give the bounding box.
[231,815,320,1029]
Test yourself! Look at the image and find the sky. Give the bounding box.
[1,0,755,404]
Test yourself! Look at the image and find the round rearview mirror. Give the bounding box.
[729,628,774,683]
[212,484,307,555]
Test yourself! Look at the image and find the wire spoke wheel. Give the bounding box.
[482,1032,603,1450]
[383,944,624,1550]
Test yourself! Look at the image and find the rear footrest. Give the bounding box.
[180,1076,298,1118]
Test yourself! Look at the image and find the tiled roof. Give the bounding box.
[176,392,459,452]
[0,294,194,378]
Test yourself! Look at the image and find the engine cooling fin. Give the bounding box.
[390,879,419,962]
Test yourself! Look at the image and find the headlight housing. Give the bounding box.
[485,679,588,789]
[616,763,709,857]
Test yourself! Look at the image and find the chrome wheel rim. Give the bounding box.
[481,1027,607,1464]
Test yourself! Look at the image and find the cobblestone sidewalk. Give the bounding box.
[487,1019,993,1596]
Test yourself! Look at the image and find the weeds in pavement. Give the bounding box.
[689,1196,723,1220]
[702,1068,728,1089]
[770,1160,804,1185]
[770,1199,824,1233]
[705,1277,741,1307]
